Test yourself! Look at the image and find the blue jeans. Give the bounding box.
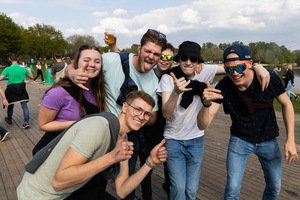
[166,136,204,200]
[286,80,296,98]
[224,135,282,200]
[7,101,29,123]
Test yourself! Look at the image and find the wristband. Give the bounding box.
[145,157,155,169]
[202,102,212,107]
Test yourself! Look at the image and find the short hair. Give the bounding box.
[163,42,175,54]
[126,90,155,108]
[54,52,62,59]
[9,53,19,61]
[69,52,77,60]
[140,30,167,51]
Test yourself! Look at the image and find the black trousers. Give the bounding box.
[34,69,44,81]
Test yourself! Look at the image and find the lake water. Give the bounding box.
[292,67,300,89]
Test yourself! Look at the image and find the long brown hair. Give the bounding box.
[44,44,106,117]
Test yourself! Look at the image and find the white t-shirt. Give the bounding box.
[157,64,218,140]
[102,53,159,116]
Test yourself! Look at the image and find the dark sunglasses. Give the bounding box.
[147,29,166,39]
[224,61,248,75]
[161,54,173,61]
[181,56,198,63]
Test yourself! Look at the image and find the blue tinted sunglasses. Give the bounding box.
[161,54,173,61]
[224,61,248,74]
[147,29,166,39]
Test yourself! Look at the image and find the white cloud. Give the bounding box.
[179,8,200,24]
[63,28,87,38]
[93,11,109,19]
[8,12,41,27]
[113,8,127,16]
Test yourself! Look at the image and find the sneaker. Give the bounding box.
[0,131,9,142]
[4,117,12,125]
[295,95,299,101]
[22,122,30,129]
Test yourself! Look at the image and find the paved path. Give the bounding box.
[0,80,299,200]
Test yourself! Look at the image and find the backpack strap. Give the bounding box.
[116,52,138,106]
[25,112,120,175]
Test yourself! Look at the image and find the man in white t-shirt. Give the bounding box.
[157,41,219,200]
[157,41,271,200]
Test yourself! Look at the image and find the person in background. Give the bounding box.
[198,45,298,200]
[33,61,44,82]
[1,53,33,129]
[51,52,67,81]
[17,90,168,200]
[68,52,77,64]
[284,64,299,100]
[273,65,281,75]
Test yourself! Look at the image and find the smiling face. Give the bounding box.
[225,53,254,91]
[179,56,198,78]
[157,48,174,72]
[78,49,102,79]
[136,41,162,73]
[122,98,153,131]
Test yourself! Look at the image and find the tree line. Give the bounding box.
[0,12,298,66]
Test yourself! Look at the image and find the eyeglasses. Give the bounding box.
[180,56,198,63]
[224,61,248,75]
[161,54,173,61]
[147,29,166,39]
[127,103,153,120]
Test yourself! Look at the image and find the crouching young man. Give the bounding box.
[17,91,167,200]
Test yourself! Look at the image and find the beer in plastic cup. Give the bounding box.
[106,29,115,44]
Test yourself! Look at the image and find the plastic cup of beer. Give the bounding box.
[106,29,115,44]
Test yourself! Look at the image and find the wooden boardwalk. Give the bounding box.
[0,79,299,200]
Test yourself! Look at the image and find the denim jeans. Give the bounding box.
[286,80,297,98]
[166,136,204,200]
[7,101,29,123]
[224,135,282,200]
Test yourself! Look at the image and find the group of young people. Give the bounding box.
[1,28,296,200]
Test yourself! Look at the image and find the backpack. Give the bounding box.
[25,112,120,179]
[116,52,138,106]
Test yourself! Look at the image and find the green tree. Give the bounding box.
[66,34,100,54]
[20,24,67,61]
[121,44,139,54]
[294,50,300,65]
[0,13,23,65]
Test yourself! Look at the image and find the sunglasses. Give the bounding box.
[161,54,173,61]
[181,56,198,63]
[147,29,166,39]
[224,61,248,75]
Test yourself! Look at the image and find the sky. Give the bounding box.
[1,0,300,51]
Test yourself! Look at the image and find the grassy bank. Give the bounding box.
[273,97,300,114]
